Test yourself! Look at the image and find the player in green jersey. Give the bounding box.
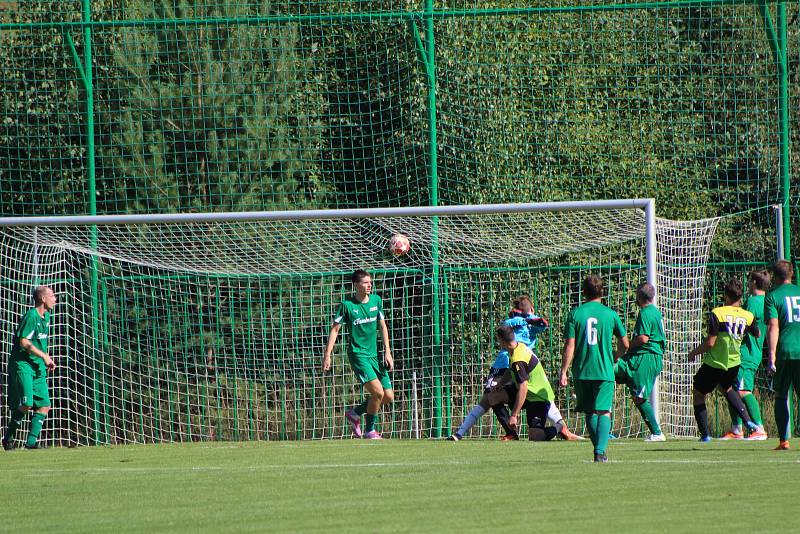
[560,275,629,462]
[3,286,57,451]
[765,260,800,451]
[721,270,769,440]
[688,278,762,442]
[497,325,559,441]
[322,270,394,439]
[614,282,666,442]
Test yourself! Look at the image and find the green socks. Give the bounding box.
[25,412,46,448]
[595,414,611,455]
[741,393,762,427]
[365,413,377,433]
[585,413,598,444]
[353,400,369,416]
[584,413,611,455]
[730,393,763,430]
[4,409,25,442]
[636,400,662,435]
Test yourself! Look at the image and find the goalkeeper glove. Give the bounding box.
[526,317,549,328]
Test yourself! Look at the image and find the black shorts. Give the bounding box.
[480,387,511,409]
[523,400,550,429]
[693,364,739,394]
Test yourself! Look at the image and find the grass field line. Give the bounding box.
[5,456,798,478]
[605,457,800,464]
[4,459,487,476]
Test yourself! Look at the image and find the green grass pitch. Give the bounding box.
[1,438,796,532]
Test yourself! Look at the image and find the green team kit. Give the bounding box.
[4,304,53,451]
[565,301,627,412]
[7,308,52,409]
[615,304,664,399]
[334,294,391,389]
[564,299,626,459]
[764,283,800,397]
[738,294,766,391]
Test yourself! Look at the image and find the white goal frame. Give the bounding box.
[1,199,669,442]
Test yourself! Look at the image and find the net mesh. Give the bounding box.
[655,216,721,436]
[0,205,720,444]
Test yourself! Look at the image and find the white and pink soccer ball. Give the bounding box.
[388,234,411,256]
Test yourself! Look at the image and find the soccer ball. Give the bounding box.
[388,234,411,256]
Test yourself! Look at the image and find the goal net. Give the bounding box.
[0,201,719,445]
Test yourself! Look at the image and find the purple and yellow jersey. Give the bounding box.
[703,305,758,370]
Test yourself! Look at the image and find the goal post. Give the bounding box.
[0,199,719,445]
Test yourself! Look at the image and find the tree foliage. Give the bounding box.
[95,0,331,213]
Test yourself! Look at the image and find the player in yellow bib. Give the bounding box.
[721,270,769,440]
[688,278,762,441]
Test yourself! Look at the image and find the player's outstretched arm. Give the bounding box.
[322,322,342,372]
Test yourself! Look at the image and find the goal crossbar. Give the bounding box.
[0,199,655,226]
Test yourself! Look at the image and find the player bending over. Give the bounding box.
[448,296,580,441]
[495,325,562,441]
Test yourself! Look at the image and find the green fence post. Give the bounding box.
[776,0,792,435]
[70,0,103,446]
[422,0,444,439]
[776,2,790,259]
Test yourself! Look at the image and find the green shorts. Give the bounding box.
[7,360,51,410]
[349,356,392,390]
[773,360,800,398]
[615,354,662,400]
[735,366,757,392]
[573,379,614,413]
